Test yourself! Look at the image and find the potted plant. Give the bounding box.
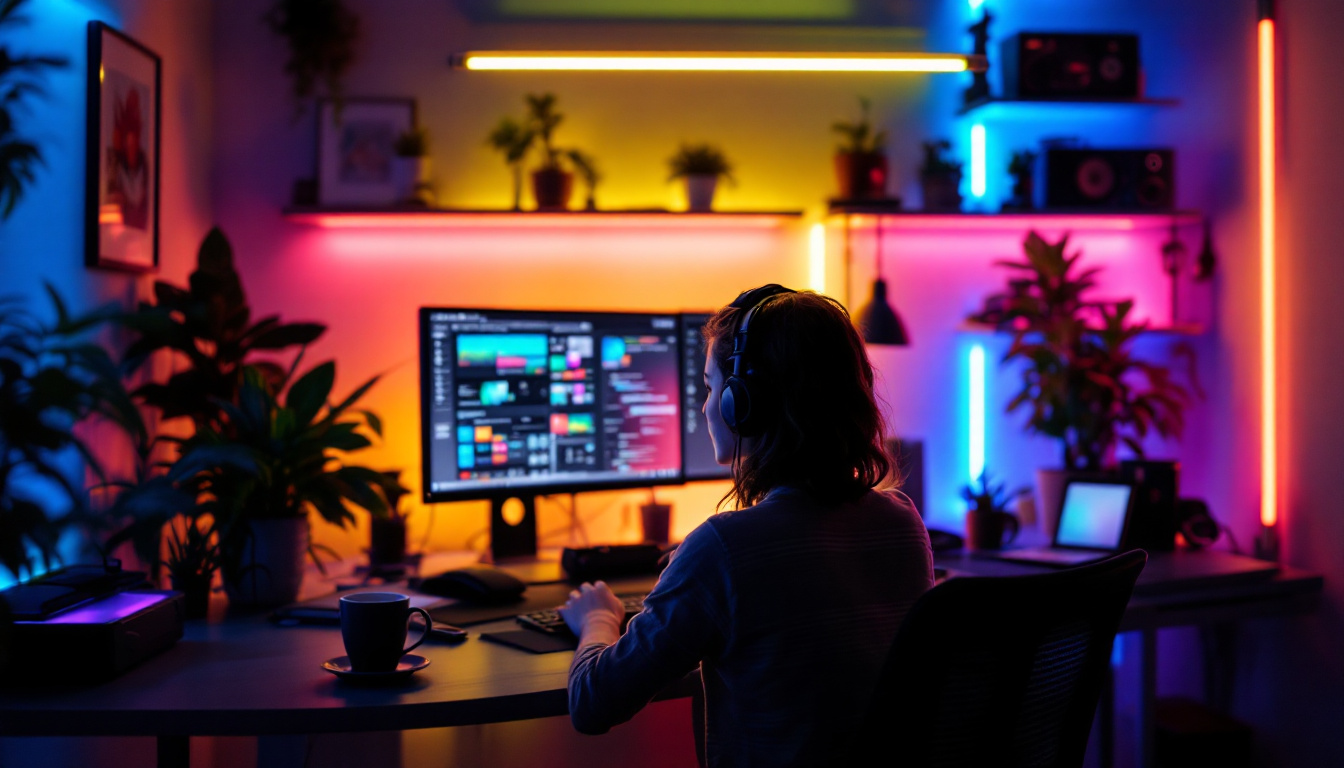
[109,228,390,609]
[1003,149,1037,211]
[368,470,412,571]
[667,143,734,212]
[392,126,432,207]
[961,470,1027,551]
[0,286,143,583]
[0,0,67,219]
[265,0,360,119]
[831,97,889,201]
[567,149,601,211]
[968,230,1193,534]
[485,93,596,211]
[200,363,390,608]
[918,139,963,212]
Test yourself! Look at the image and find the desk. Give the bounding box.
[0,550,1321,768]
[935,548,1324,768]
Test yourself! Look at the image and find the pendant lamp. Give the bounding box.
[855,218,909,346]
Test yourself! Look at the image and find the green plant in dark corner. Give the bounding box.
[919,139,962,178]
[265,0,360,119]
[831,97,886,155]
[0,0,68,218]
[0,286,144,581]
[667,143,735,184]
[968,230,1193,471]
[961,469,1028,515]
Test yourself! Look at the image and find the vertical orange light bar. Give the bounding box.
[1258,14,1277,528]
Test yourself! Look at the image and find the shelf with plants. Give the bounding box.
[826,204,1202,232]
[282,206,805,228]
[957,319,1205,337]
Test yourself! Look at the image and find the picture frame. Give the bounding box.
[317,98,417,206]
[85,21,160,272]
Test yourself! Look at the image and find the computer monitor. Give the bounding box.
[420,308,684,560]
[680,312,732,482]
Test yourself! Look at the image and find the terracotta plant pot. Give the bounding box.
[834,152,889,200]
[531,168,573,211]
[222,518,309,609]
[684,175,719,212]
[965,508,1020,551]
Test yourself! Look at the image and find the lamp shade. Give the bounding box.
[856,278,909,346]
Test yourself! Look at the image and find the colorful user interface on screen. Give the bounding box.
[422,309,683,498]
[1054,482,1133,549]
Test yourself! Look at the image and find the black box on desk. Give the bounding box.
[4,590,185,685]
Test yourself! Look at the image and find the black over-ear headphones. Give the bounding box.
[720,284,796,436]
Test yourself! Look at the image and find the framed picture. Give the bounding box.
[85,21,160,272]
[317,98,416,206]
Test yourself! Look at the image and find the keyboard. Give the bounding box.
[516,593,647,636]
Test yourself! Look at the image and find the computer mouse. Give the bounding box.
[414,565,527,605]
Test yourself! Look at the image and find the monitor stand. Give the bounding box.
[488,494,538,562]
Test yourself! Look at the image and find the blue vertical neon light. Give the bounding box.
[970,123,987,199]
[969,344,986,482]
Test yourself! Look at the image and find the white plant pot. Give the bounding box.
[223,517,309,609]
[684,175,719,212]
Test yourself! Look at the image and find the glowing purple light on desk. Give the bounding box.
[17,592,169,624]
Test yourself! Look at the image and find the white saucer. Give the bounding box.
[321,654,430,683]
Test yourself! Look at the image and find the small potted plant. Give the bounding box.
[392,126,432,207]
[1003,149,1037,211]
[485,93,596,211]
[368,470,412,571]
[667,143,734,212]
[831,97,889,201]
[566,149,601,211]
[961,470,1027,551]
[918,139,963,212]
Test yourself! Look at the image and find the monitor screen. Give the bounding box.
[680,313,732,481]
[1054,481,1133,549]
[420,308,683,501]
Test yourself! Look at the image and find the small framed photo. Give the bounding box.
[317,98,416,206]
[85,21,160,272]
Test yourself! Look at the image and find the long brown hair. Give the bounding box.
[703,288,894,508]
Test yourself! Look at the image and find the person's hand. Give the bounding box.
[558,580,624,640]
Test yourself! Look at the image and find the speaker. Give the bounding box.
[720,285,796,436]
[1121,459,1179,551]
[1039,147,1174,210]
[1000,32,1141,99]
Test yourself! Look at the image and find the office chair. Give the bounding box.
[849,549,1147,768]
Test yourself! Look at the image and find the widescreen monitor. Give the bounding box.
[420,307,684,509]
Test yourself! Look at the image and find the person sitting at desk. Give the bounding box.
[559,285,935,767]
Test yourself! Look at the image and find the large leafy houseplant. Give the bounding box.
[968,230,1191,472]
[0,0,68,218]
[110,228,391,609]
[0,287,142,581]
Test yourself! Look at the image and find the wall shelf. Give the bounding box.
[826,206,1202,232]
[957,95,1181,117]
[957,320,1205,337]
[283,206,804,229]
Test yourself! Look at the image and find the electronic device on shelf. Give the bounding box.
[1038,144,1175,210]
[1000,31,1141,99]
[420,307,695,561]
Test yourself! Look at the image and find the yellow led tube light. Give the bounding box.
[451,51,986,73]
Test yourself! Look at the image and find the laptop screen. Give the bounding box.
[1054,481,1132,549]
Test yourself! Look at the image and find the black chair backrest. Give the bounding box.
[852,549,1147,768]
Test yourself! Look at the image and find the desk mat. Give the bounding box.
[480,629,577,654]
[428,582,574,626]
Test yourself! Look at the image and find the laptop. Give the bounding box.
[991,478,1135,568]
